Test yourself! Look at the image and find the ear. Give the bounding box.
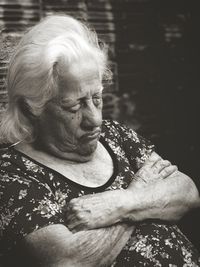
[18,97,37,122]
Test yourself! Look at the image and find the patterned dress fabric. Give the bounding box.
[0,120,200,266]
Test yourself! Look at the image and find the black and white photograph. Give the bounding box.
[0,0,200,266]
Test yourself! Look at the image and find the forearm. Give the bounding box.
[66,167,200,230]
[124,170,200,222]
[68,223,134,266]
[23,223,135,267]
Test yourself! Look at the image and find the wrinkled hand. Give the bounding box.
[64,152,178,231]
[64,190,127,232]
[129,152,178,190]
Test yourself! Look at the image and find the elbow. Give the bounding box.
[188,181,200,208]
[179,172,200,209]
[165,171,200,221]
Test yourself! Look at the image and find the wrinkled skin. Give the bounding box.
[65,152,178,231]
[35,59,103,162]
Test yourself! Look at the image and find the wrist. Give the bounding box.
[114,189,137,222]
[121,187,150,222]
[105,189,132,223]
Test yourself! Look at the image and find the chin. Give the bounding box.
[78,140,98,156]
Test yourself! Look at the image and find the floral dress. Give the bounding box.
[0,120,200,266]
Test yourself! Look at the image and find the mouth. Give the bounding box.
[81,130,101,141]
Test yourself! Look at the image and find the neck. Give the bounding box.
[15,141,96,164]
[40,142,95,163]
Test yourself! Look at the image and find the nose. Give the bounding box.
[81,102,102,131]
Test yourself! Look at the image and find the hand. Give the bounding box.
[129,152,178,190]
[64,190,127,232]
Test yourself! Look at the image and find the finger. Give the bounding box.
[69,198,81,208]
[66,213,88,230]
[153,160,171,173]
[160,165,178,179]
[65,213,78,225]
[134,168,148,179]
[68,221,87,231]
[145,152,162,167]
[64,205,79,218]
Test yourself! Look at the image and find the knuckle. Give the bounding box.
[171,165,178,173]
[161,168,167,176]
[154,160,162,168]
[158,160,167,168]
[168,165,176,171]
[153,153,162,160]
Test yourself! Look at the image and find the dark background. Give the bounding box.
[0,0,200,249]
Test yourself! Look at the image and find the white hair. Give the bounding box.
[0,15,111,144]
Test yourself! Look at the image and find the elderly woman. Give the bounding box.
[0,15,200,267]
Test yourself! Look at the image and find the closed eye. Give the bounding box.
[61,103,81,113]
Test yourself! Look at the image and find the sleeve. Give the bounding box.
[111,120,155,172]
[0,172,64,254]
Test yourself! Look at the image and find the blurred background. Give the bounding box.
[0,0,199,249]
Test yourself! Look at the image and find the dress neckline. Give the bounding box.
[10,136,119,192]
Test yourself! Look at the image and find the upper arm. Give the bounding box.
[22,223,134,267]
[0,173,131,267]
[22,224,76,267]
[0,172,65,265]
[112,121,155,170]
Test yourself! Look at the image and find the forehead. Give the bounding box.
[58,59,102,98]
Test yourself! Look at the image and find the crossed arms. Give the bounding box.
[22,152,200,267]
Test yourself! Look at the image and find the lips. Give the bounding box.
[81,130,101,141]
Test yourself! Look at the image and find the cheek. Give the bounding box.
[47,106,76,124]
[55,109,82,135]
[40,104,83,140]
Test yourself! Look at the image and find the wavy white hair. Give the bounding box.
[0,15,111,144]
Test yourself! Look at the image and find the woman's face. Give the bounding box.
[36,59,103,162]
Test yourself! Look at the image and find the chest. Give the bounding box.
[41,142,114,188]
[57,157,113,187]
